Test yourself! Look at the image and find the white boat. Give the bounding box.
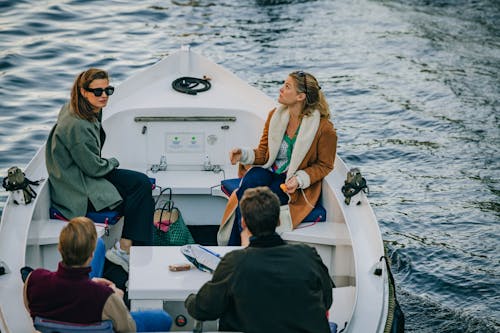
[0,46,400,332]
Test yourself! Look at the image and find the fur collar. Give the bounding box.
[263,107,320,180]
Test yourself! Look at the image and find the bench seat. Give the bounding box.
[281,222,351,246]
[27,219,106,246]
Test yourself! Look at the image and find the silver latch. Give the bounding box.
[203,155,212,171]
[151,155,167,173]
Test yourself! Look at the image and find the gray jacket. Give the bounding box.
[45,103,121,219]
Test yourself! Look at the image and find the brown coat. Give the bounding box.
[223,107,337,228]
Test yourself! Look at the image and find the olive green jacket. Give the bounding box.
[45,103,121,219]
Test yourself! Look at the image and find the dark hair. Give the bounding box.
[240,186,280,236]
[58,217,97,266]
[70,68,109,121]
[289,71,330,119]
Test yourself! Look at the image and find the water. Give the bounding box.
[0,0,498,331]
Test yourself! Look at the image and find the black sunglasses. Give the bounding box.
[296,71,309,104]
[85,86,115,97]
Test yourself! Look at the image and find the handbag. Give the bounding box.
[153,188,195,246]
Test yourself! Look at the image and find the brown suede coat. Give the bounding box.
[222,107,337,228]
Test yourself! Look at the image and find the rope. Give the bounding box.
[172,76,211,95]
[382,248,405,333]
[300,188,316,209]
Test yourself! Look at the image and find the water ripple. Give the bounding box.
[0,0,499,330]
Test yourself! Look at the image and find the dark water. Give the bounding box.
[0,0,498,331]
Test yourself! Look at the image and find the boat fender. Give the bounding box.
[2,166,41,205]
[341,167,369,205]
[172,76,211,95]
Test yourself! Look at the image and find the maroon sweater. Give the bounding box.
[26,262,113,323]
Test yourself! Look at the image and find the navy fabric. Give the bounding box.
[236,168,289,205]
[221,178,241,196]
[304,204,327,223]
[49,207,121,225]
[221,177,327,223]
[86,211,121,225]
[228,207,242,246]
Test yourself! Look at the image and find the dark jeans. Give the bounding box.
[104,168,154,246]
[228,167,288,245]
[235,167,288,204]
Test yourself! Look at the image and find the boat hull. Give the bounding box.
[0,48,392,332]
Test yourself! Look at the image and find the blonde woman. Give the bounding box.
[224,71,337,245]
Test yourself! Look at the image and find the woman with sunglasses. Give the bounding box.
[223,71,337,245]
[45,68,153,273]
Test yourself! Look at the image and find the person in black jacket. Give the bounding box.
[185,186,334,333]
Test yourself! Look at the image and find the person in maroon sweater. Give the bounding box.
[23,217,171,332]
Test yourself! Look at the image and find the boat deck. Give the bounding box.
[0,49,389,333]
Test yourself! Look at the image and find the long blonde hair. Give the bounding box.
[290,71,330,119]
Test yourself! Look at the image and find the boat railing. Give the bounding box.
[326,156,390,332]
[0,145,48,332]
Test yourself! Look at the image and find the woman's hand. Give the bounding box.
[229,148,242,165]
[284,176,299,193]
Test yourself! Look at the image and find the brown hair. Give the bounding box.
[70,68,109,121]
[289,71,330,119]
[58,217,97,266]
[240,186,280,236]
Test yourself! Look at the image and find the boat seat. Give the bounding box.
[28,219,107,246]
[50,207,121,237]
[27,208,120,246]
[220,177,241,196]
[221,178,327,223]
[34,316,114,333]
[49,207,121,227]
[281,222,351,246]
